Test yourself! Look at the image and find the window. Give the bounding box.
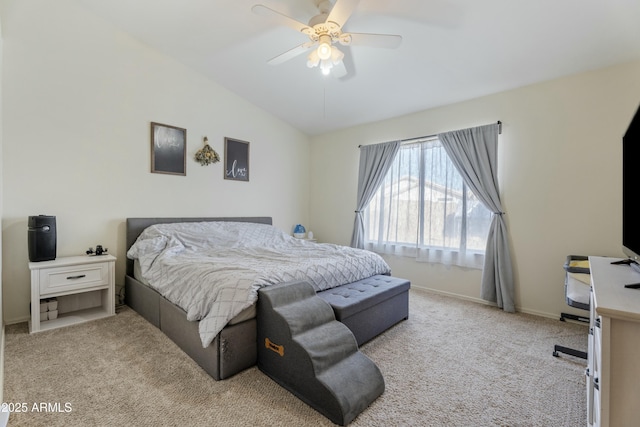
[363,138,492,269]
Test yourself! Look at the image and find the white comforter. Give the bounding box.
[126,221,391,347]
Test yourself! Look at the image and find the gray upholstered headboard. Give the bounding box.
[125,216,273,276]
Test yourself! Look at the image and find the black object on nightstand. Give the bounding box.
[28,215,57,262]
[86,245,108,256]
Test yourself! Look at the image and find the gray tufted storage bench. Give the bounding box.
[317,275,410,346]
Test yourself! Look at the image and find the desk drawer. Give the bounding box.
[593,382,601,426]
[593,317,602,374]
[39,263,109,295]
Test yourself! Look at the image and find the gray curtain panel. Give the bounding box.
[350,141,401,249]
[438,124,515,312]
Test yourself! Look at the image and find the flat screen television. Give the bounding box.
[622,102,640,272]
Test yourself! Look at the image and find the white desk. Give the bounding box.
[587,256,640,426]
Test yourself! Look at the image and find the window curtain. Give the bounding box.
[351,141,401,249]
[438,124,515,312]
[363,140,491,269]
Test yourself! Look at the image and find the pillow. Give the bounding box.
[132,221,290,252]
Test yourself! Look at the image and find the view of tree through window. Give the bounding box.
[364,139,492,259]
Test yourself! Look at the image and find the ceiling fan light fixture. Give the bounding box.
[308,45,343,75]
[317,41,332,60]
[306,49,320,68]
[320,60,332,76]
[330,46,344,64]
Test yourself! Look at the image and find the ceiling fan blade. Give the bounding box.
[252,4,313,35]
[267,42,314,66]
[326,0,360,29]
[345,33,403,49]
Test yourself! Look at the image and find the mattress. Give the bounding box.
[133,258,256,325]
[127,220,391,347]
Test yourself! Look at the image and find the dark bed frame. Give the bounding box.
[124,216,272,380]
[125,216,408,382]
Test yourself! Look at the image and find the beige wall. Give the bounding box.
[0,0,311,324]
[310,60,640,318]
[3,0,640,325]
[0,5,5,404]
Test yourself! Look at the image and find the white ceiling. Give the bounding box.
[76,0,640,136]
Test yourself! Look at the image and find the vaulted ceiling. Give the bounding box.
[77,0,640,135]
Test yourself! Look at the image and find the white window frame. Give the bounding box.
[363,137,491,269]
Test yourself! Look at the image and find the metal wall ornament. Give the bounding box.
[194,136,220,166]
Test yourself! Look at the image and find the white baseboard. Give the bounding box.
[1,325,5,426]
[410,285,559,320]
[3,315,30,326]
[410,285,496,306]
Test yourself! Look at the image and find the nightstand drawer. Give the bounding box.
[39,263,109,294]
[30,254,116,333]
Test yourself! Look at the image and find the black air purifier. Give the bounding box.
[28,215,57,262]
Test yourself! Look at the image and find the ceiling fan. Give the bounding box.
[252,0,402,77]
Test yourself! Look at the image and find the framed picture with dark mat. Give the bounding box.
[150,122,186,176]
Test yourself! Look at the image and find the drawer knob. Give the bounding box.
[66,274,87,280]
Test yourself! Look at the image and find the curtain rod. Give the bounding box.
[358,121,502,148]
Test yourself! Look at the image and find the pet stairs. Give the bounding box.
[257,280,385,426]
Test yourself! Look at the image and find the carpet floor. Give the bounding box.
[4,288,587,426]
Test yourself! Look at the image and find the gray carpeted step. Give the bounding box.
[293,321,358,374]
[257,280,385,426]
[273,296,337,335]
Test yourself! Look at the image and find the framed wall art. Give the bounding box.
[224,137,250,182]
[150,122,187,176]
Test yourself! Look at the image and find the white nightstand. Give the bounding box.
[29,254,116,333]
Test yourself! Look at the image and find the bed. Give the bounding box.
[124,216,392,380]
